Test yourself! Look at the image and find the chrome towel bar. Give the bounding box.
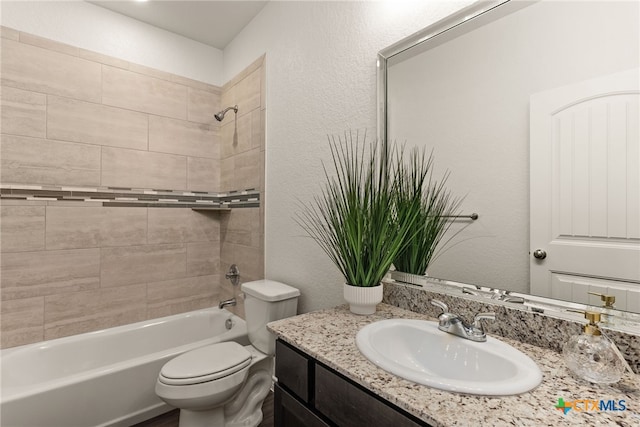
[441,213,479,220]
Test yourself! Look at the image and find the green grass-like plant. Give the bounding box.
[296,132,420,287]
[392,147,462,275]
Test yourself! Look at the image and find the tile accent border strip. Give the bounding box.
[0,184,260,208]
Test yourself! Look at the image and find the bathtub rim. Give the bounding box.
[0,307,248,403]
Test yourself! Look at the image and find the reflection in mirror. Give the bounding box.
[383,273,640,335]
[378,0,639,314]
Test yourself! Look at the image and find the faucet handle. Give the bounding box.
[473,312,496,324]
[431,299,459,329]
[462,287,479,296]
[471,312,496,337]
[430,299,449,313]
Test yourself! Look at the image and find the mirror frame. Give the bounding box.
[377,0,513,144]
[376,0,640,328]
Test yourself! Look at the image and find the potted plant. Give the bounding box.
[296,132,420,314]
[392,147,462,277]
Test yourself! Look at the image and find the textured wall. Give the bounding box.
[0,27,237,348]
[0,1,224,85]
[223,1,473,313]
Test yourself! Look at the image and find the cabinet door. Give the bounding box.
[275,340,311,402]
[315,364,427,427]
[274,384,330,427]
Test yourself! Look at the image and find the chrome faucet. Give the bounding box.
[430,299,495,342]
[497,294,525,304]
[462,287,480,296]
[219,298,237,309]
[490,289,525,304]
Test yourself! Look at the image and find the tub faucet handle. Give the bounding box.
[225,264,240,286]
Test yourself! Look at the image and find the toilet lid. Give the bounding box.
[159,342,252,386]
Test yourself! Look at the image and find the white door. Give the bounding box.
[530,68,640,311]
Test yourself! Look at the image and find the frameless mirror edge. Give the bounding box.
[376,0,640,328]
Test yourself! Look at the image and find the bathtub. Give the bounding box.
[0,307,249,427]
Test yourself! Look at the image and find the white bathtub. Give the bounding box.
[0,307,249,427]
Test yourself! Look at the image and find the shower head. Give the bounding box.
[214,105,238,122]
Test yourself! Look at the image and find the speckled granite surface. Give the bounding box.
[383,281,640,374]
[268,303,639,427]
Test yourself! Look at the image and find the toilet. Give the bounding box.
[155,280,300,427]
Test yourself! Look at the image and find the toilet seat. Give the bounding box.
[159,342,252,386]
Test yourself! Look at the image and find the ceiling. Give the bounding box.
[89,0,268,50]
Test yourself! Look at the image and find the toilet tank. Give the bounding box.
[241,280,300,355]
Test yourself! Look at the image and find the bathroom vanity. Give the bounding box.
[274,338,425,427]
[268,304,638,427]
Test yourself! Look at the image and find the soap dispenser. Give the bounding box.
[562,311,626,384]
[588,292,615,324]
[588,292,616,309]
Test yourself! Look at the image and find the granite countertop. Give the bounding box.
[267,303,639,427]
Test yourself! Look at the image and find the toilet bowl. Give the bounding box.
[155,280,300,427]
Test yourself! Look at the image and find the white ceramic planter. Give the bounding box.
[343,283,383,315]
[389,271,427,286]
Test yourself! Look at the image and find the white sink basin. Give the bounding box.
[356,319,542,396]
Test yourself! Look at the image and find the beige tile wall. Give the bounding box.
[0,28,265,348]
[218,56,266,319]
[0,29,220,189]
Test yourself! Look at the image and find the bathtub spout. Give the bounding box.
[219,298,237,309]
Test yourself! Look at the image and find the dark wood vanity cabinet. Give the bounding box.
[274,339,430,427]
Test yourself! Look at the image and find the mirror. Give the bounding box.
[378,0,639,313]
